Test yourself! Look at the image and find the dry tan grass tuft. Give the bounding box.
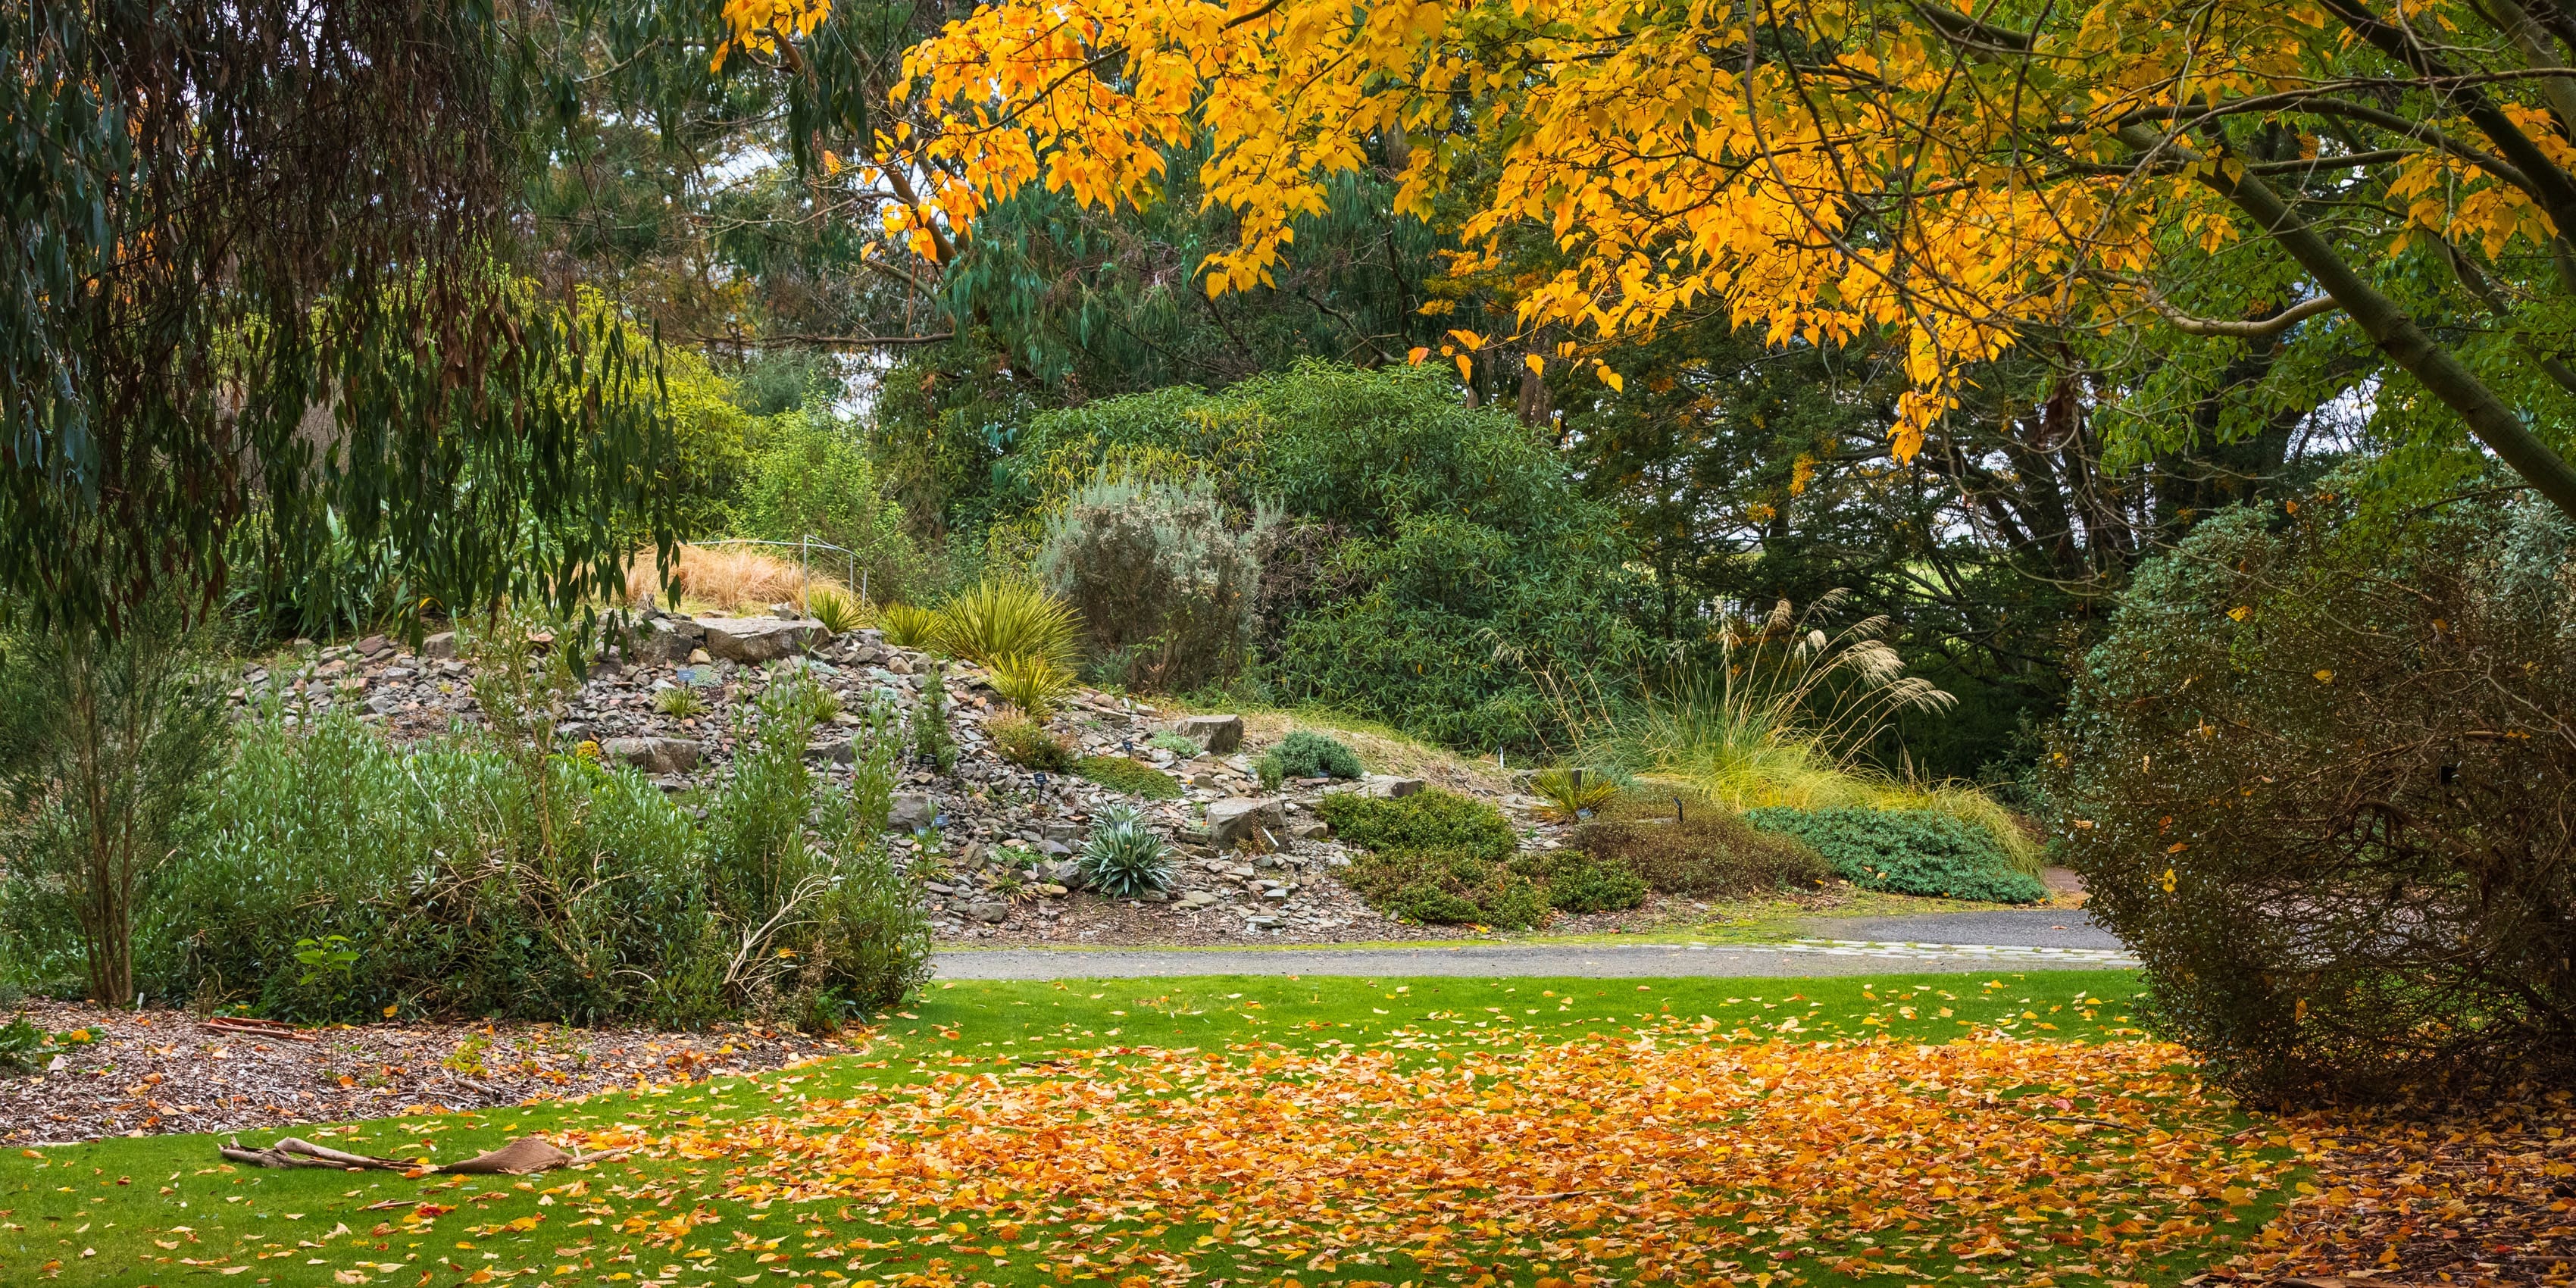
[626,545,851,614]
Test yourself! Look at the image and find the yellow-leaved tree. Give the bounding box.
[708,0,2576,511]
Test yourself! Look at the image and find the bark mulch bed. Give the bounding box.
[0,1000,861,1146]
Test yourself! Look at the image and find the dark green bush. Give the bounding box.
[1315,787,1516,861]
[1746,807,2046,904]
[1574,793,1831,896]
[2049,487,2576,1101]
[1073,755,1183,799]
[1508,851,1648,914]
[1341,848,1552,929]
[1261,730,1363,781]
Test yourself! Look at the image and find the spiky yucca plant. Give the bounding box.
[988,652,1074,721]
[878,602,941,649]
[1079,804,1172,898]
[935,579,1081,674]
[807,588,868,635]
[1530,766,1621,821]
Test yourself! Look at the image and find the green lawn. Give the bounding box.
[4,970,2297,1288]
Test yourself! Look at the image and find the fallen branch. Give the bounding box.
[218,1136,630,1175]
[204,1017,320,1043]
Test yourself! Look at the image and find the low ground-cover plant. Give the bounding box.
[1074,755,1183,799]
[1746,806,2046,903]
[1146,730,1204,758]
[1575,789,1832,896]
[1314,787,1516,861]
[1256,729,1363,787]
[1507,849,1649,914]
[987,711,1074,771]
[1342,847,1553,928]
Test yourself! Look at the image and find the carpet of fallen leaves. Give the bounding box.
[553,1021,2289,1287]
[2224,1093,2576,1286]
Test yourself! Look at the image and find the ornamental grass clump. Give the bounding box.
[986,710,1074,771]
[878,602,941,649]
[1080,804,1174,898]
[1530,766,1620,820]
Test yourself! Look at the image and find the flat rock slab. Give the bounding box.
[932,939,2137,980]
[696,615,824,662]
[1171,714,1243,753]
[1807,908,2123,950]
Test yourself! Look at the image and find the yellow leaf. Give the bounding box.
[1455,354,1474,383]
[1406,346,1429,366]
[1596,365,1623,392]
[1524,353,1544,374]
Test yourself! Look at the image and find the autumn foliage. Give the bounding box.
[572,1023,2287,1285]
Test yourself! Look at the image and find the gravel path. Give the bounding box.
[1802,908,2124,950]
[933,936,2137,980]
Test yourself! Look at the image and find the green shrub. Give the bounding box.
[1036,468,1269,692]
[1574,791,1832,896]
[1009,362,1642,754]
[1342,849,1552,929]
[2049,485,2576,1100]
[1745,807,2046,903]
[1508,851,1648,914]
[1261,730,1363,781]
[1314,787,1516,861]
[0,592,230,1005]
[879,602,940,648]
[911,659,956,773]
[1074,755,1183,799]
[1146,731,1203,758]
[1080,805,1174,897]
[139,671,929,1027]
[986,711,1074,771]
[739,411,922,603]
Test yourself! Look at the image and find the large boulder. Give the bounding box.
[696,615,824,662]
[1362,774,1426,799]
[632,617,705,664]
[887,792,937,831]
[1207,796,1289,849]
[1172,714,1245,754]
[421,631,459,660]
[602,736,702,775]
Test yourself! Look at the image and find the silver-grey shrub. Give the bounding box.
[1036,470,1272,692]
